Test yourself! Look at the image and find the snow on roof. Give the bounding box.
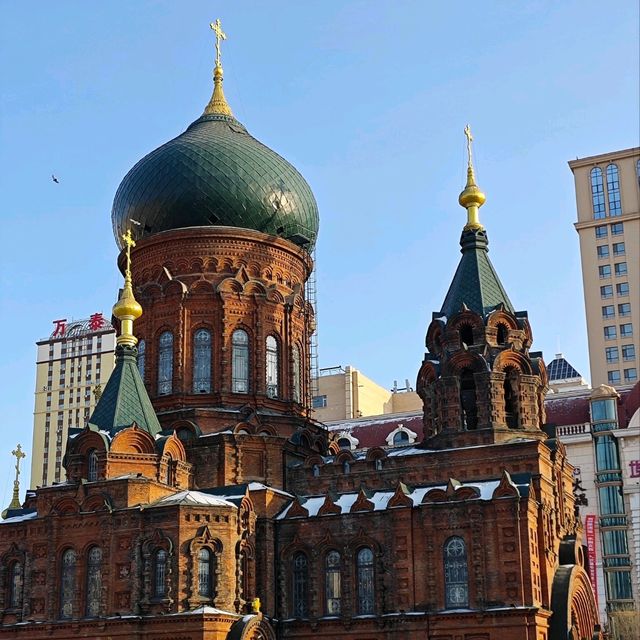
[152,490,237,508]
[0,511,38,524]
[247,481,293,498]
[277,478,512,520]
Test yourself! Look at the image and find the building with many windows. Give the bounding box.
[30,314,116,488]
[1,26,600,640]
[569,148,640,389]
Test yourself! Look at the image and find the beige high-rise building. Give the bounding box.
[312,365,421,422]
[570,147,639,388]
[30,313,116,488]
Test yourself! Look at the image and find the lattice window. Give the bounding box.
[444,537,469,608]
[154,549,167,597]
[86,547,102,617]
[193,329,212,393]
[325,550,341,615]
[198,548,212,596]
[87,449,98,481]
[356,547,375,614]
[590,167,606,219]
[60,549,77,619]
[157,331,173,395]
[606,163,621,216]
[266,335,279,398]
[232,329,249,393]
[291,552,308,617]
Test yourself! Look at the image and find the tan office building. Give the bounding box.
[312,365,421,422]
[30,313,116,488]
[570,147,639,388]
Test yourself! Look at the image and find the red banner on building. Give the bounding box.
[585,514,598,610]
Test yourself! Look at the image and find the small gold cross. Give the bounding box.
[122,229,136,279]
[210,18,227,67]
[464,124,474,168]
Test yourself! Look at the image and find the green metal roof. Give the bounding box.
[88,345,161,437]
[112,113,319,250]
[440,228,514,318]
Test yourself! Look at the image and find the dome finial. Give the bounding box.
[112,228,142,347]
[203,18,233,117]
[458,124,486,230]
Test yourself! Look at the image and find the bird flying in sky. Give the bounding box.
[51,174,59,184]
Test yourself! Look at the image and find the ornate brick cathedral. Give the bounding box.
[0,22,600,640]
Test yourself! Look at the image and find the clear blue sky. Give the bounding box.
[0,1,638,500]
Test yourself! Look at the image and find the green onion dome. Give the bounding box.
[111,66,319,251]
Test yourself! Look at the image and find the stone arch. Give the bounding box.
[549,565,599,640]
[190,279,215,294]
[234,422,254,435]
[365,447,387,463]
[190,257,204,273]
[52,497,80,516]
[138,282,162,301]
[159,432,187,463]
[335,450,355,464]
[163,279,188,297]
[426,319,446,356]
[244,280,267,296]
[81,494,110,512]
[111,426,156,455]
[448,310,484,346]
[442,351,487,377]
[68,428,109,457]
[416,360,438,398]
[493,350,533,375]
[217,278,244,294]
[266,288,285,304]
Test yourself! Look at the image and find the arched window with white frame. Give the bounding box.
[266,335,279,398]
[232,329,249,393]
[193,328,212,393]
[157,331,173,395]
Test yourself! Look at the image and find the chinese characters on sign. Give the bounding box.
[584,515,598,610]
[629,460,640,478]
[52,319,67,338]
[50,313,109,339]
[89,313,105,331]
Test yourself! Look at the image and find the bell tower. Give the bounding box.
[417,127,549,448]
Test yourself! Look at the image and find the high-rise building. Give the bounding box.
[30,314,116,488]
[569,148,640,388]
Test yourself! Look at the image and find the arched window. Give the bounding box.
[198,548,212,597]
[393,431,409,445]
[8,561,23,609]
[193,329,212,393]
[337,438,351,450]
[375,458,383,471]
[165,455,173,486]
[590,167,606,219]
[325,550,341,615]
[291,552,308,617]
[606,163,621,216]
[232,329,249,393]
[137,339,146,380]
[444,537,469,608]
[87,449,98,482]
[85,547,102,617]
[312,464,320,477]
[356,547,375,614]
[343,461,351,474]
[154,549,167,597]
[292,344,302,403]
[60,548,77,619]
[504,367,519,428]
[266,335,279,398]
[157,331,173,395]
[460,369,478,430]
[496,324,508,345]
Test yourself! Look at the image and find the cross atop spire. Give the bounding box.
[211,18,227,68]
[2,444,26,518]
[113,227,142,347]
[458,124,486,231]
[204,18,234,117]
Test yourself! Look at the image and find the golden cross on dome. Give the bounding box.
[122,228,136,279]
[11,444,25,477]
[464,124,474,168]
[210,18,227,67]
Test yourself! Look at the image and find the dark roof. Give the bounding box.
[88,344,161,437]
[112,113,319,251]
[327,412,424,448]
[440,228,514,318]
[547,354,582,381]
[545,393,590,426]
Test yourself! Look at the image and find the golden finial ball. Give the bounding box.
[459,184,486,208]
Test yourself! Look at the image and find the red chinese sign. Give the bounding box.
[584,515,598,610]
[629,460,640,478]
[52,319,67,338]
[89,313,105,331]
